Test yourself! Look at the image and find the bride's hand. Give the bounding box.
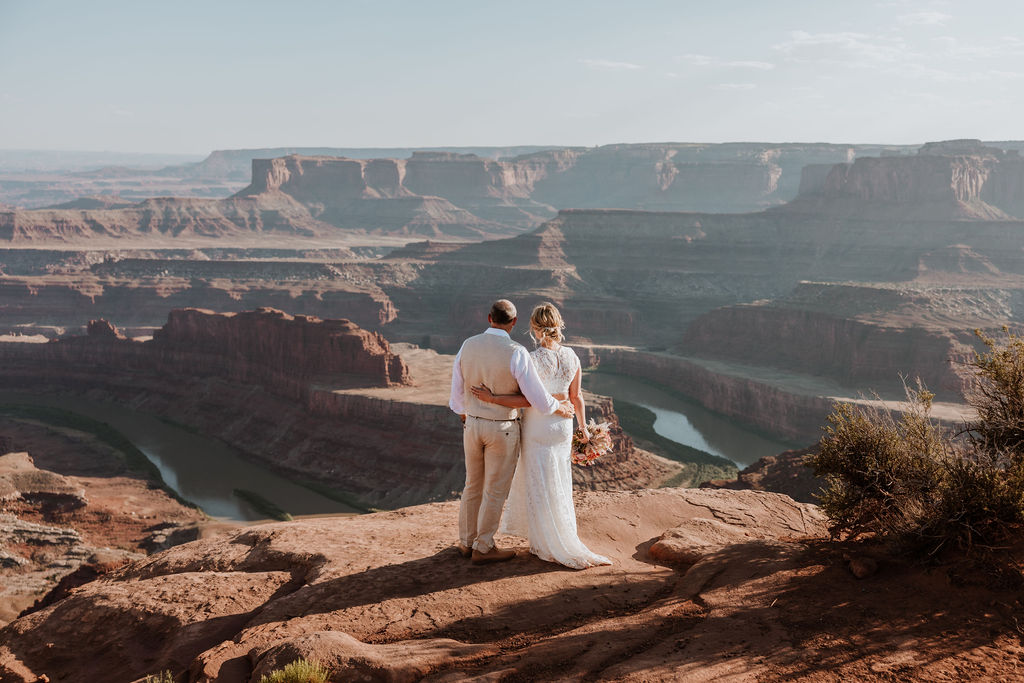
[470,383,495,403]
[554,400,573,419]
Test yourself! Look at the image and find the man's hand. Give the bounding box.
[554,400,573,419]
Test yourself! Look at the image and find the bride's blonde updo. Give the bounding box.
[530,302,565,346]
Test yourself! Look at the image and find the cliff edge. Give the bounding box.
[2,486,1020,682]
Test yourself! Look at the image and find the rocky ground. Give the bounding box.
[0,418,220,625]
[2,487,1022,682]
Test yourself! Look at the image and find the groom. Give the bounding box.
[449,299,571,564]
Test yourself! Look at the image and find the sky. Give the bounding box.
[2,0,1023,154]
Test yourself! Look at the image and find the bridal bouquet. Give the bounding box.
[571,420,613,466]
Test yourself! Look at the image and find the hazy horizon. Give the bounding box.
[3,0,1023,154]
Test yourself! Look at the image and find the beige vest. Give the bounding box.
[460,331,521,420]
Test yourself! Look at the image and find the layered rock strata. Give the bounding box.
[792,139,1024,219]
[6,140,1024,453]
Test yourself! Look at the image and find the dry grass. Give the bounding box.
[257,659,329,683]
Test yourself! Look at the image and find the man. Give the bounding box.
[449,299,571,564]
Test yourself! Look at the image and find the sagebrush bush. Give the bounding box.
[965,328,1024,460]
[258,658,329,683]
[808,383,945,541]
[809,367,1024,555]
[919,454,1024,553]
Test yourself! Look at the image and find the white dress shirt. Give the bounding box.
[449,327,560,416]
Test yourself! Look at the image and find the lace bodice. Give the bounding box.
[530,345,580,394]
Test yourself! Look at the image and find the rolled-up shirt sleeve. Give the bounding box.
[449,343,466,415]
[510,346,559,415]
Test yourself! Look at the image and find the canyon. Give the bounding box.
[5,139,1022,439]
[4,137,1024,679]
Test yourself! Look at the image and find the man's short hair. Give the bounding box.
[489,299,517,325]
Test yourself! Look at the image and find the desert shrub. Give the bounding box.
[964,328,1024,461]
[808,384,945,540]
[258,658,329,683]
[809,373,1024,555]
[918,455,1024,554]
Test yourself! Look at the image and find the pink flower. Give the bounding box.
[571,420,613,466]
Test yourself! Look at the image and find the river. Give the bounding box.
[0,392,361,522]
[583,373,796,468]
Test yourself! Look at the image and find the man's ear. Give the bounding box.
[487,314,493,324]
[511,317,518,325]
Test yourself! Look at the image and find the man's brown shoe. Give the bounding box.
[456,543,472,558]
[471,546,516,565]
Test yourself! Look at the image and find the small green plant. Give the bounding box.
[142,671,175,683]
[258,658,329,683]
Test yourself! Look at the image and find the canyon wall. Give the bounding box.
[0,312,436,508]
[227,143,893,215]
[152,308,410,388]
[577,347,835,443]
[0,308,409,395]
[0,274,399,338]
[0,193,331,242]
[173,145,562,181]
[681,304,968,395]
[7,140,1024,441]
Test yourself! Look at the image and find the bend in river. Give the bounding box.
[0,391,361,522]
[584,372,796,468]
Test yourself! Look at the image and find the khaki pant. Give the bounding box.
[459,416,520,552]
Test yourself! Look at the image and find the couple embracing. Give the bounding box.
[449,299,611,570]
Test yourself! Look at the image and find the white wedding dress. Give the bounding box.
[500,345,612,569]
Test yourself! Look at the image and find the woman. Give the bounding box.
[470,303,611,569]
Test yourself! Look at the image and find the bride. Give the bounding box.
[470,303,611,569]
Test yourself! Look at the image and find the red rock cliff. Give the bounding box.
[151,307,410,387]
[681,303,966,395]
[0,308,410,394]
